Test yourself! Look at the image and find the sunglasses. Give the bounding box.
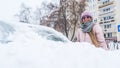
[81,15,92,20]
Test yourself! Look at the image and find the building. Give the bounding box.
[86,0,99,23]
[98,0,120,42]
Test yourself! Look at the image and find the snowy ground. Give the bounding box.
[0,20,120,68]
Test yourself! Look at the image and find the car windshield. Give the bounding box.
[28,25,70,43]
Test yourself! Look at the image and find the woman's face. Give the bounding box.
[82,16,92,23]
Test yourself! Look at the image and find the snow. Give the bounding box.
[0,20,120,68]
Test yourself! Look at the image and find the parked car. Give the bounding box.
[0,21,70,44]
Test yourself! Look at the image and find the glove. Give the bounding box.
[107,41,120,50]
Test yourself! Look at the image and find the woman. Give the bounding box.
[77,11,107,49]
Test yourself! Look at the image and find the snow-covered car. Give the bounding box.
[28,24,70,43]
[0,20,120,68]
[0,21,70,44]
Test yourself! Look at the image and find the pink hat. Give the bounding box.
[81,10,93,19]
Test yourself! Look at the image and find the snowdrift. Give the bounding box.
[0,20,120,68]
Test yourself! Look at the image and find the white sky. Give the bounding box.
[0,0,58,21]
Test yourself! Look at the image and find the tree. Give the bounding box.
[41,0,87,41]
[34,2,58,25]
[58,0,86,41]
[34,7,42,24]
[16,3,32,23]
[15,0,87,41]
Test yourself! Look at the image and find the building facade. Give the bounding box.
[98,0,120,42]
[86,0,99,23]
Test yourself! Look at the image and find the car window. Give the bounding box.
[46,34,68,42]
[28,25,69,43]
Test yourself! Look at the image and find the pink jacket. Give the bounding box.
[77,23,107,48]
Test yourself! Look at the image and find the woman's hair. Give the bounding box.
[88,28,100,47]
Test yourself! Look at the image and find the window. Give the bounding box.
[104,25,106,29]
[103,0,110,4]
[105,0,108,3]
[104,24,111,29]
[108,33,112,38]
[103,2,105,4]
[107,25,109,28]
[104,17,106,20]
[103,9,105,12]
[108,8,110,11]
[109,24,111,28]
[109,16,111,19]
[104,34,106,38]
[103,7,111,12]
[103,16,113,21]
[107,24,111,28]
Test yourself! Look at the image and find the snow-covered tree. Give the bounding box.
[16,3,32,23]
[34,7,42,24]
[34,1,58,25]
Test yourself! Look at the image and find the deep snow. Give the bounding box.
[0,20,120,68]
